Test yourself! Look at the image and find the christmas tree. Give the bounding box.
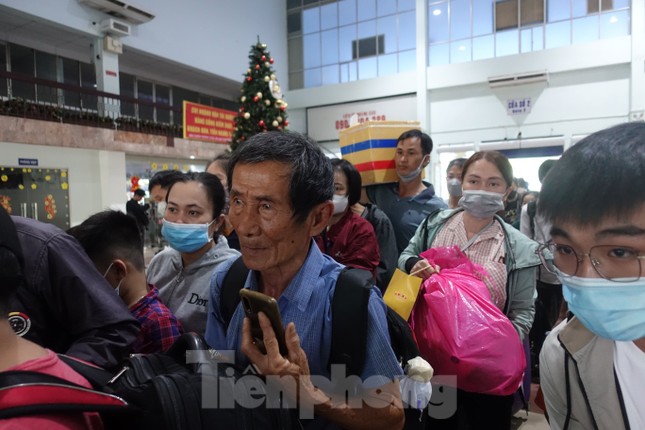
[230,39,288,150]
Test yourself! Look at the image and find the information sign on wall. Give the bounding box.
[183,101,236,143]
[507,98,532,115]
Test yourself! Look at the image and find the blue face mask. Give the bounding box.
[161,219,214,253]
[561,275,645,341]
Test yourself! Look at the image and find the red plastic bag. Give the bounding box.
[409,246,525,396]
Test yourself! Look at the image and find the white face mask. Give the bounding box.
[397,155,429,183]
[102,262,123,296]
[332,194,349,215]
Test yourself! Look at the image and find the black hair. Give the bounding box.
[0,206,24,313]
[149,170,185,191]
[538,159,557,183]
[68,210,145,272]
[539,122,645,226]
[331,158,362,206]
[462,150,513,187]
[165,171,226,239]
[397,129,433,155]
[205,152,231,172]
[228,131,333,223]
[446,157,467,174]
[133,189,146,197]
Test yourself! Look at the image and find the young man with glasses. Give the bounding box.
[537,122,645,430]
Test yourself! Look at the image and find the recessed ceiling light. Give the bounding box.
[189,155,195,159]
[433,9,441,16]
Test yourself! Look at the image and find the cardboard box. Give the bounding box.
[339,120,420,186]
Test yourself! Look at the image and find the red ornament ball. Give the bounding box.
[246,77,252,82]
[255,64,260,70]
[259,120,265,127]
[261,55,266,61]
[253,96,259,102]
[280,106,286,111]
[284,120,289,126]
[270,58,274,64]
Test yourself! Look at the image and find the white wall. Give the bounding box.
[0,142,126,226]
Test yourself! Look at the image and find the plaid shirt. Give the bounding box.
[433,211,508,309]
[130,285,182,354]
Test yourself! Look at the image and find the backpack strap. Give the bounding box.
[220,256,250,330]
[329,267,373,376]
[0,370,129,419]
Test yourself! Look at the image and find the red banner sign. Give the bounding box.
[183,101,236,143]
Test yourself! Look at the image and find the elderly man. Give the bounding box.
[205,131,404,430]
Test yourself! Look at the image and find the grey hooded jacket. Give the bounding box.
[147,236,240,335]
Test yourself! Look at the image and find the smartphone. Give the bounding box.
[239,289,288,356]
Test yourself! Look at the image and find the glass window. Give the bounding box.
[429,42,449,66]
[321,29,339,65]
[321,3,338,30]
[398,0,415,12]
[450,39,472,63]
[10,44,35,100]
[378,0,397,16]
[613,0,629,8]
[378,52,398,76]
[378,15,397,53]
[521,25,544,51]
[349,61,358,81]
[358,57,377,79]
[600,9,629,39]
[288,36,304,71]
[304,68,322,87]
[289,71,304,89]
[79,61,97,111]
[496,29,519,57]
[572,15,599,43]
[429,1,449,44]
[322,64,339,85]
[288,11,302,33]
[358,19,377,38]
[358,0,377,21]
[472,34,495,60]
[339,0,357,26]
[303,7,320,34]
[120,73,135,117]
[548,0,571,22]
[339,25,357,62]
[138,79,154,121]
[287,0,301,10]
[35,51,57,104]
[340,62,350,82]
[156,85,170,123]
[572,0,587,17]
[473,0,494,36]
[398,49,416,72]
[62,58,80,108]
[399,11,416,50]
[303,33,321,68]
[172,86,198,124]
[450,0,471,40]
[545,20,571,48]
[0,43,6,97]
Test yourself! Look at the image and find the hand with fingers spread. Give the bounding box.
[410,258,441,280]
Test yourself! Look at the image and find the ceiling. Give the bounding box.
[0,4,241,101]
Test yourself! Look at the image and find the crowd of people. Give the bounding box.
[1,122,644,430]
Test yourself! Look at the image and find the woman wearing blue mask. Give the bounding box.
[315,158,380,278]
[399,150,541,430]
[538,122,645,430]
[146,171,240,335]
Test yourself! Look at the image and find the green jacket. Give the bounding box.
[398,208,541,340]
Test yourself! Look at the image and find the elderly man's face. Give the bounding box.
[229,161,326,277]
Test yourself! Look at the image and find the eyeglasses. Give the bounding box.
[537,242,645,282]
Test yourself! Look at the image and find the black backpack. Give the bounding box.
[0,333,299,430]
[220,256,424,428]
